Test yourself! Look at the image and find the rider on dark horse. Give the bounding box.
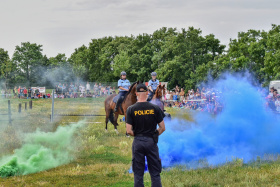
[114,71,131,112]
[147,72,160,102]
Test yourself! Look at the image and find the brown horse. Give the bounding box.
[104,81,139,134]
[150,84,165,111]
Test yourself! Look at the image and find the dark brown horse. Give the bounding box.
[104,81,139,134]
[150,84,165,111]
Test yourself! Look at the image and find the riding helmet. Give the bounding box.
[120,71,127,76]
[151,72,157,76]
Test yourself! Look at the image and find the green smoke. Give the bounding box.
[0,122,83,177]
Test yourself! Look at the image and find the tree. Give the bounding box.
[69,45,89,80]
[12,42,43,85]
[0,48,10,78]
[262,24,280,85]
[0,48,16,89]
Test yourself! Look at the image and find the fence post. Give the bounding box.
[25,102,27,110]
[51,89,54,122]
[8,100,12,124]
[18,103,21,113]
[29,100,32,109]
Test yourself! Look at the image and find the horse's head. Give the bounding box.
[155,84,165,99]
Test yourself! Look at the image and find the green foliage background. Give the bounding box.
[1,24,280,90]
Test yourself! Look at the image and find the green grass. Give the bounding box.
[0,97,280,186]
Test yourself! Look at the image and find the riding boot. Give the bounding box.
[114,97,122,112]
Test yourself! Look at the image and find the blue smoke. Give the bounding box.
[159,74,280,168]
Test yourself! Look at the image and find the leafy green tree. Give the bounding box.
[0,48,10,78]
[49,53,67,68]
[262,24,280,85]
[0,48,16,89]
[69,45,88,80]
[12,42,43,85]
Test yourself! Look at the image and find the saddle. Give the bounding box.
[113,95,125,113]
[113,95,120,103]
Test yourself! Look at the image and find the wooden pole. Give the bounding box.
[29,100,32,109]
[51,89,54,122]
[25,102,27,110]
[8,100,11,124]
[18,103,21,113]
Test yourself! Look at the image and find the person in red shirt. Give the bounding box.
[23,87,28,98]
[18,86,21,99]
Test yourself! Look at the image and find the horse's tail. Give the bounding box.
[108,109,114,124]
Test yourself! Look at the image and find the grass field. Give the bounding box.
[1,97,280,186]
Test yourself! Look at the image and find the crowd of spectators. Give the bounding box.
[162,85,280,114]
[162,86,224,114]
[266,87,280,112]
[0,82,116,99]
[1,86,39,99]
[1,82,280,114]
[53,82,116,98]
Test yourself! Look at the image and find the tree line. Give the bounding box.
[0,24,279,90]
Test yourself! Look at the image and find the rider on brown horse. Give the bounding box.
[114,71,131,112]
[147,72,160,102]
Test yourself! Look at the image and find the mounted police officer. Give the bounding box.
[147,72,160,101]
[126,83,166,187]
[114,71,131,112]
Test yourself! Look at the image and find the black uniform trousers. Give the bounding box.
[132,136,162,187]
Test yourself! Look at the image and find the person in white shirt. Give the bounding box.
[189,91,194,100]
[165,90,171,101]
[81,85,85,95]
[79,84,82,93]
[86,82,90,94]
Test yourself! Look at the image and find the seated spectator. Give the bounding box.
[35,89,39,97]
[189,90,194,100]
[65,92,70,98]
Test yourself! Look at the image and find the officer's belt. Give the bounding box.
[135,133,153,138]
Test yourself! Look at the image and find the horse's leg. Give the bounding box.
[104,100,111,132]
[114,113,119,134]
[105,110,109,133]
[124,113,129,137]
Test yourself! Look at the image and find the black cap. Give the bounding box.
[136,83,148,92]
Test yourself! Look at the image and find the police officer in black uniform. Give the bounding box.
[126,83,166,187]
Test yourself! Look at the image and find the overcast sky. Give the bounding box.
[1,0,279,58]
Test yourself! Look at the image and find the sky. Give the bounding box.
[0,0,280,58]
